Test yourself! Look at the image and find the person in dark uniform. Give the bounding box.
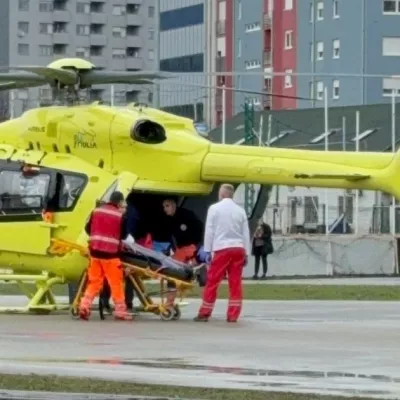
[162,197,204,308]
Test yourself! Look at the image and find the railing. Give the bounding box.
[263,14,272,27]
[216,56,225,72]
[264,50,272,66]
[216,20,225,36]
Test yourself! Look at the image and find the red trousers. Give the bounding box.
[197,247,246,321]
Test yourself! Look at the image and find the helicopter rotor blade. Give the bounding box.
[0,66,78,85]
[0,81,47,91]
[79,70,170,86]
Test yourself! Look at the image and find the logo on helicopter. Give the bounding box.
[74,132,97,149]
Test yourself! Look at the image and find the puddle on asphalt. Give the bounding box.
[2,356,400,385]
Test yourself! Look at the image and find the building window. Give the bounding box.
[338,195,353,224]
[76,47,89,58]
[245,22,261,32]
[304,196,319,224]
[383,0,400,13]
[245,60,261,69]
[284,69,293,88]
[284,30,293,49]
[285,0,293,10]
[148,49,154,60]
[333,0,340,17]
[237,39,242,57]
[18,43,29,55]
[317,1,324,20]
[39,45,53,56]
[18,0,29,11]
[160,4,204,31]
[76,25,90,36]
[148,6,155,17]
[112,27,126,38]
[382,78,400,96]
[238,0,242,19]
[383,37,400,56]
[333,80,340,99]
[333,39,340,58]
[39,23,52,34]
[148,29,155,40]
[18,22,29,34]
[112,5,126,15]
[112,48,126,59]
[317,81,324,100]
[317,41,324,60]
[160,53,204,73]
[76,2,90,13]
[39,1,53,12]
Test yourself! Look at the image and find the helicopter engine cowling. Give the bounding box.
[130,119,167,145]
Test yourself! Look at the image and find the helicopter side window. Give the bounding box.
[0,170,50,213]
[56,173,87,211]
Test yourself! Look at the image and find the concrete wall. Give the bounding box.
[243,235,397,278]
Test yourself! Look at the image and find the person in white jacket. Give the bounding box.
[194,183,250,323]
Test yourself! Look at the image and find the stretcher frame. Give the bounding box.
[53,239,198,321]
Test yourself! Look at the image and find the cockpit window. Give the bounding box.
[0,170,50,211]
[58,174,86,210]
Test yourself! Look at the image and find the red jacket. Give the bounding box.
[87,203,124,258]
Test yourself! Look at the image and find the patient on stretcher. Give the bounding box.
[121,242,207,287]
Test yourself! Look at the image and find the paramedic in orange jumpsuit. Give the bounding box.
[79,191,132,321]
[194,184,250,323]
[162,197,203,307]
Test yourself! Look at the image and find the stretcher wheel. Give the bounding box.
[70,307,80,319]
[160,308,174,321]
[172,305,181,320]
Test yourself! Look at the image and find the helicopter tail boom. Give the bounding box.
[201,144,400,199]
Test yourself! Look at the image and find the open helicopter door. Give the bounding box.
[0,162,55,255]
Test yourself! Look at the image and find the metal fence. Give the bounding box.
[263,202,400,235]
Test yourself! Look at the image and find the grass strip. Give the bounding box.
[0,373,379,400]
[1,282,400,301]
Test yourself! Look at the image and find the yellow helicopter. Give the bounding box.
[0,57,399,315]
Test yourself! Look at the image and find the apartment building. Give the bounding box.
[2,0,156,115]
[266,0,400,110]
[158,0,210,123]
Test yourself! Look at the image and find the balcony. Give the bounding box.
[126,36,142,47]
[216,56,225,72]
[90,13,107,24]
[90,35,107,46]
[126,14,142,25]
[263,13,272,27]
[126,57,144,70]
[216,20,225,36]
[264,50,272,66]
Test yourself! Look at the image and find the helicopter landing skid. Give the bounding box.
[0,274,68,314]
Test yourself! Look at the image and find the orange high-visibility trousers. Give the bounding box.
[79,257,126,318]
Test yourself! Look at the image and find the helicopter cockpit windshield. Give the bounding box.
[0,170,50,211]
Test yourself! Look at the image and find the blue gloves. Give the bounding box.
[197,246,212,264]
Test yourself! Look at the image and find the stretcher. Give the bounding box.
[54,239,207,321]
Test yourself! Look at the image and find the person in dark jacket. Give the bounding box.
[251,221,273,280]
[162,197,204,308]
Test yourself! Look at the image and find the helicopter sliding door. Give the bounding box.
[0,161,53,255]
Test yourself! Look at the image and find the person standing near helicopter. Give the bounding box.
[79,191,133,321]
